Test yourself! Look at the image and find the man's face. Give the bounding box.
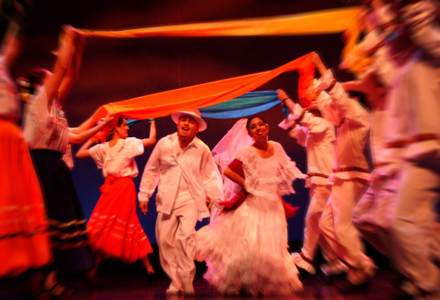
[177,115,199,140]
[305,86,319,101]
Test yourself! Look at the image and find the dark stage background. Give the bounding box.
[8,0,357,243]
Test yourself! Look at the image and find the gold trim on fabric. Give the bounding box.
[50,229,88,240]
[49,219,86,228]
[0,225,49,241]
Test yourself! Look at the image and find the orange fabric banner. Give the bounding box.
[91,53,314,124]
[339,10,373,75]
[80,7,360,38]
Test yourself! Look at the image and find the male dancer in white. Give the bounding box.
[311,53,376,291]
[380,1,440,298]
[277,89,347,277]
[339,1,401,259]
[138,109,223,296]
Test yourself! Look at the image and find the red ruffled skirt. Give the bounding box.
[87,176,153,262]
[0,119,52,277]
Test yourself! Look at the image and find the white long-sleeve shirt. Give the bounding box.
[286,104,335,186]
[315,72,370,181]
[384,0,440,161]
[138,132,224,220]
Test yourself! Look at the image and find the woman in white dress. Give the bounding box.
[195,115,305,296]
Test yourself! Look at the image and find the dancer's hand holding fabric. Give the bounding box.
[310,51,328,76]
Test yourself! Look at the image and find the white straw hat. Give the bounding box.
[171,109,207,132]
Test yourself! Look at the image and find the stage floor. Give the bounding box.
[1,261,404,300]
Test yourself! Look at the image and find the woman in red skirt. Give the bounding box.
[76,116,156,279]
[0,4,54,299]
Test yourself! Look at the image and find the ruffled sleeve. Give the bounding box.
[235,146,252,166]
[272,142,307,196]
[124,137,144,158]
[235,146,259,195]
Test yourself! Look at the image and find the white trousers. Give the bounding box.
[156,202,199,291]
[352,175,400,256]
[302,184,338,262]
[319,178,370,269]
[391,160,440,294]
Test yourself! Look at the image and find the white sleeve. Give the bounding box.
[138,141,161,203]
[89,143,105,169]
[23,87,53,147]
[288,124,308,147]
[201,148,224,204]
[314,87,347,127]
[300,112,331,134]
[124,137,144,158]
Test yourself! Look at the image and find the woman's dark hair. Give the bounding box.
[117,115,125,127]
[246,115,267,132]
[107,116,126,140]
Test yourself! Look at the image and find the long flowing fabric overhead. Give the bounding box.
[199,91,279,119]
[125,91,278,134]
[90,53,314,124]
[339,9,373,76]
[80,7,359,38]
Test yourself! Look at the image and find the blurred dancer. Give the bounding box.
[311,53,376,291]
[380,0,440,298]
[21,25,96,298]
[0,1,52,299]
[277,89,347,277]
[339,0,402,260]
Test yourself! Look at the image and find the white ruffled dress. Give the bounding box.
[195,141,305,296]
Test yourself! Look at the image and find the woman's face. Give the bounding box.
[248,117,268,140]
[116,118,129,138]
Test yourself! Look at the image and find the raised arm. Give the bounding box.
[43,26,81,107]
[69,114,114,145]
[75,138,95,159]
[58,28,85,104]
[310,52,328,78]
[69,114,94,134]
[276,89,297,113]
[142,119,156,148]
